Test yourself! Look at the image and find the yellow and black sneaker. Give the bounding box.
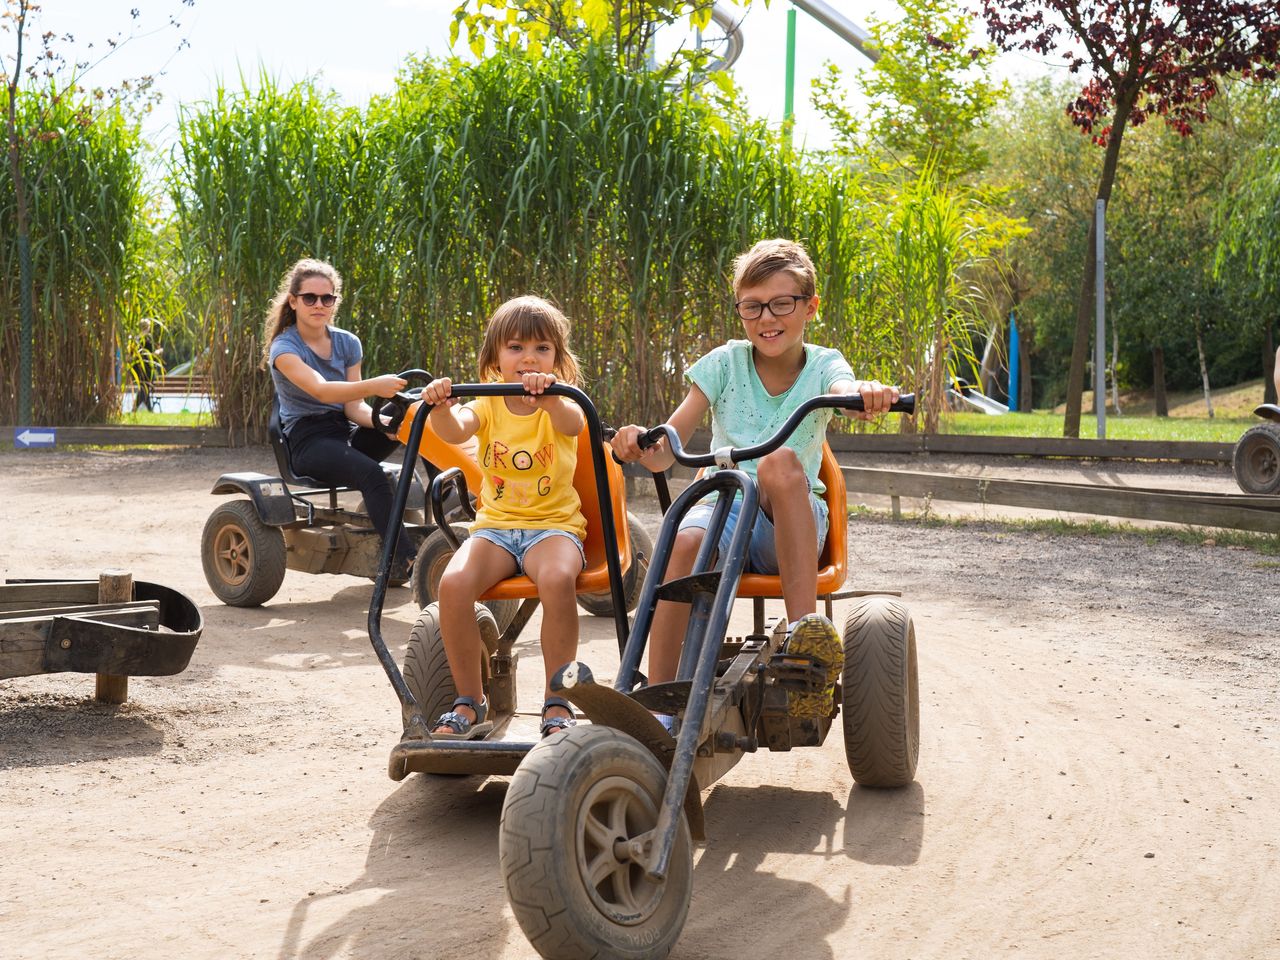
[782,613,844,717]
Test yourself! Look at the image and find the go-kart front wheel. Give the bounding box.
[841,595,919,787]
[1233,422,1280,495]
[201,499,287,607]
[411,524,518,632]
[500,725,692,960]
[403,602,500,729]
[578,512,653,618]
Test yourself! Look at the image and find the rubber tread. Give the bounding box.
[500,725,692,960]
[200,499,287,607]
[403,603,497,728]
[840,596,920,787]
[1232,422,1280,495]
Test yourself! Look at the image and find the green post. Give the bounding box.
[18,233,32,424]
[784,7,797,134]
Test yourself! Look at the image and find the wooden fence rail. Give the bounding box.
[841,466,1280,535]
[826,432,1233,463]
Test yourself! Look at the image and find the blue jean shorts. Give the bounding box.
[471,527,586,575]
[678,490,829,575]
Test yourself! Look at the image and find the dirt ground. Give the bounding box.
[2,445,1278,960]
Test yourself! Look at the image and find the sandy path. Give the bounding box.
[1,446,1276,959]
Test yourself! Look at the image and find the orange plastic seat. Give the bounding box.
[399,403,632,601]
[734,442,846,599]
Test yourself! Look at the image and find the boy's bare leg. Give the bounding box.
[522,536,584,720]
[647,529,703,684]
[757,449,818,623]
[434,537,517,728]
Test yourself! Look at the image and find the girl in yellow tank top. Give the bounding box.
[422,296,586,740]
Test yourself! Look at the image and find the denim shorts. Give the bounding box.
[678,490,829,575]
[471,527,586,574]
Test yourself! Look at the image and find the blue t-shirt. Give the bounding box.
[268,325,363,432]
[686,339,856,495]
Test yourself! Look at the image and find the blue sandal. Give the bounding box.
[432,696,492,740]
[539,696,577,739]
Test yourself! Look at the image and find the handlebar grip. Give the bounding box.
[639,426,669,450]
[371,369,434,434]
[837,392,915,415]
[395,369,433,386]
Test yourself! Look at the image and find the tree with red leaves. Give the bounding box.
[981,0,1280,437]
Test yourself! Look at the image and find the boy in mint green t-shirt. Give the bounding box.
[610,238,898,713]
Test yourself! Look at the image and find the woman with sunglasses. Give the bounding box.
[262,257,416,576]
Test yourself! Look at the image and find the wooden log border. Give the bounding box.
[3,425,258,447]
[841,466,1280,534]
[825,431,1233,463]
[5,423,1235,462]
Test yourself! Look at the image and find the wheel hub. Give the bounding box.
[576,775,664,925]
[214,524,251,585]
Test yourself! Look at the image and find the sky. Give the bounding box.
[13,1,1063,151]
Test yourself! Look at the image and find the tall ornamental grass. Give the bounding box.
[164,47,999,433]
[0,87,145,423]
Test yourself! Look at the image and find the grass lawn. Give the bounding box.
[935,377,1267,444]
[117,410,215,427]
[937,411,1252,443]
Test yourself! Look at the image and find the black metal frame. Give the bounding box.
[365,381,632,758]
[551,391,916,880]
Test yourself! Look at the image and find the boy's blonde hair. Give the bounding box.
[477,295,581,385]
[732,238,817,299]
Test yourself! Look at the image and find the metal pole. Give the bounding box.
[790,0,879,62]
[784,8,797,128]
[1008,310,1020,413]
[1095,199,1106,440]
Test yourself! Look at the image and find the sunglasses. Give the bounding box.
[296,292,338,307]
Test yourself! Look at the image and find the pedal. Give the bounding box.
[764,651,831,694]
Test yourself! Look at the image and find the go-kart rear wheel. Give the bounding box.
[1233,422,1280,495]
[411,524,518,632]
[201,499,287,607]
[403,602,500,728]
[841,596,919,787]
[500,725,692,960]
[578,512,652,618]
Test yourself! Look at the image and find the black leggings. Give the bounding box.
[288,413,414,564]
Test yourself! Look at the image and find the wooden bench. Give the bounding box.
[153,374,212,397]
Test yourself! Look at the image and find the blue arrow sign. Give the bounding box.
[14,427,56,449]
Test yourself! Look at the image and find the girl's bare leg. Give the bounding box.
[433,537,517,730]
[522,535,584,720]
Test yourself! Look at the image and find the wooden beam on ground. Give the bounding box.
[827,432,1233,463]
[4,425,237,447]
[842,466,1280,534]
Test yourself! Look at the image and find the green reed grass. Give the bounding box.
[0,86,145,423]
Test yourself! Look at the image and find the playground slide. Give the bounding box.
[949,381,1009,415]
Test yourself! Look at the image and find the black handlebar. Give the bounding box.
[369,369,435,434]
[635,391,915,469]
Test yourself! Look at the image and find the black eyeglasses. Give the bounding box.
[734,294,810,321]
[297,292,338,307]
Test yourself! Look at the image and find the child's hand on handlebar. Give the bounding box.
[423,377,457,407]
[520,371,558,409]
[369,373,408,398]
[610,424,662,464]
[851,380,899,420]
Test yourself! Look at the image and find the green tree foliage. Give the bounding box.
[166,46,999,433]
[0,83,146,422]
[450,0,721,75]
[987,78,1266,410]
[1215,83,1280,401]
[812,0,1005,183]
